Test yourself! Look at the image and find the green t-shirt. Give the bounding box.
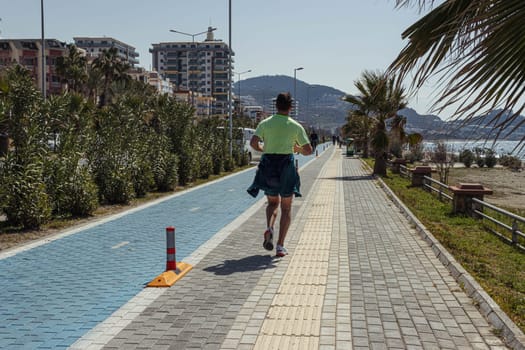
[254,114,310,154]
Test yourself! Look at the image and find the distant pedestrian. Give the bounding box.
[247,92,313,257]
[332,135,336,145]
[310,130,319,151]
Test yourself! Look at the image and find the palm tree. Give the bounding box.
[388,114,407,158]
[92,47,130,107]
[344,70,407,176]
[55,44,87,93]
[85,65,103,106]
[391,1,525,144]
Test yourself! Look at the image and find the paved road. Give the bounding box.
[0,149,322,350]
[80,148,518,350]
[2,145,523,349]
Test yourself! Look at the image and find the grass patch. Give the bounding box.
[378,165,525,333]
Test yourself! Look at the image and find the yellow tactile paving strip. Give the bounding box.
[252,151,338,349]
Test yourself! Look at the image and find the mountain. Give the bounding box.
[234,75,351,131]
[399,108,525,140]
[236,76,525,140]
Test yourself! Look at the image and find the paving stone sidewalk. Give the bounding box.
[84,148,518,349]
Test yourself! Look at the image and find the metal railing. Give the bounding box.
[472,198,525,250]
[399,164,410,179]
[423,175,453,202]
[391,162,524,251]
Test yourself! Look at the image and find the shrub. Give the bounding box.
[459,149,474,168]
[177,141,197,186]
[389,140,403,159]
[476,156,485,168]
[212,149,224,175]
[44,156,98,216]
[64,165,99,216]
[199,151,214,179]
[224,155,235,172]
[96,166,134,204]
[152,151,178,191]
[403,143,424,163]
[484,149,497,168]
[430,141,454,184]
[131,157,154,198]
[499,154,523,170]
[148,134,178,192]
[474,147,485,167]
[2,160,51,229]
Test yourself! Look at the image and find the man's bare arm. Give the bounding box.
[250,135,264,152]
[294,143,313,155]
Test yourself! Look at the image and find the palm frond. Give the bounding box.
[391,0,525,144]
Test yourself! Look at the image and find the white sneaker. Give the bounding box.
[276,245,288,257]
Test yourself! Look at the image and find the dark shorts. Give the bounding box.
[261,154,295,197]
[246,154,301,198]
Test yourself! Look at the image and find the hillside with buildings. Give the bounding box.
[235,75,351,132]
[237,75,525,140]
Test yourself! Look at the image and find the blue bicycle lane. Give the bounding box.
[0,152,320,349]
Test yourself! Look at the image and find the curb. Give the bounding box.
[368,162,525,350]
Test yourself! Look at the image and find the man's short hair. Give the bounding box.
[276,92,292,111]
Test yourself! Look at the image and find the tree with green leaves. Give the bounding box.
[343,111,371,158]
[344,70,408,176]
[405,132,424,161]
[391,0,525,145]
[42,93,98,216]
[0,66,51,228]
[55,44,88,94]
[388,114,407,158]
[92,47,130,107]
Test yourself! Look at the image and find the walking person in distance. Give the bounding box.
[247,92,313,257]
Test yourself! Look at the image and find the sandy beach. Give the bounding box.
[448,166,525,210]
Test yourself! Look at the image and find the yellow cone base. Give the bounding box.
[147,262,193,287]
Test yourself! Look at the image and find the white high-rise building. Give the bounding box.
[150,27,233,116]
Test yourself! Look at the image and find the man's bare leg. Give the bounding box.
[266,195,279,229]
[277,196,293,246]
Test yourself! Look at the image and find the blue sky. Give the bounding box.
[1,0,442,115]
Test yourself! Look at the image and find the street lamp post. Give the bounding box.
[228,0,233,157]
[235,69,251,117]
[169,28,216,43]
[293,67,303,118]
[41,0,46,100]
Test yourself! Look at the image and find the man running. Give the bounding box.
[247,92,313,257]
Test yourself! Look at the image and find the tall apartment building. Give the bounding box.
[73,37,139,67]
[0,38,67,95]
[150,27,233,116]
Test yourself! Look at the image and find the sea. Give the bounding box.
[422,140,525,160]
